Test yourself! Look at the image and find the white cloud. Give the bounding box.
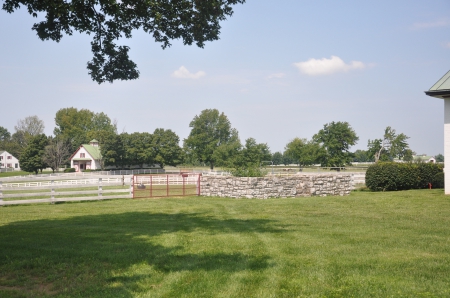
[267,73,286,79]
[412,19,450,29]
[293,56,366,76]
[172,66,206,79]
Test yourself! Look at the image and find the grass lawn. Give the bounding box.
[0,190,449,297]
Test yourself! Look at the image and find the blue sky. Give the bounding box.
[1,0,449,155]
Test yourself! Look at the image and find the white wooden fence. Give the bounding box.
[0,176,133,206]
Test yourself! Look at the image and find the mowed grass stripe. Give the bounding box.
[1,190,450,297]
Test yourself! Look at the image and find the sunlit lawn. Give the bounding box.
[1,190,449,297]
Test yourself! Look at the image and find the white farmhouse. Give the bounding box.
[0,150,20,170]
[69,139,102,172]
[425,70,450,194]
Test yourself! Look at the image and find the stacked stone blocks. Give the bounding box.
[200,174,352,199]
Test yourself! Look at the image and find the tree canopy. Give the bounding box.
[313,121,359,167]
[0,126,11,143]
[2,0,245,83]
[54,107,116,150]
[19,134,49,174]
[284,138,320,168]
[184,109,238,170]
[368,126,410,162]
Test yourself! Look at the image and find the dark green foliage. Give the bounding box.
[54,108,116,150]
[228,138,271,177]
[313,121,359,167]
[3,0,245,83]
[435,154,444,163]
[366,162,444,191]
[272,152,283,165]
[19,134,49,174]
[64,168,76,173]
[152,128,184,168]
[352,149,372,162]
[432,172,445,189]
[184,109,239,170]
[285,138,320,167]
[230,166,267,177]
[0,126,10,142]
[282,151,294,165]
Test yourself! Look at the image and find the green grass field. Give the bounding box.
[1,190,449,297]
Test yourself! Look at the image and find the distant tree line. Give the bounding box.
[0,107,441,175]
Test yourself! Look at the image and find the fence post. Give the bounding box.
[51,180,55,204]
[183,175,185,196]
[150,175,153,198]
[197,174,201,196]
[130,180,133,198]
[0,181,3,206]
[166,175,169,197]
[98,178,103,199]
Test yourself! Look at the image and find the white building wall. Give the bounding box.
[444,99,450,194]
[70,147,99,172]
[0,151,20,170]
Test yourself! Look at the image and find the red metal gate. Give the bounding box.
[132,173,201,198]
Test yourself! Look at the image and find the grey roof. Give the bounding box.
[425,70,450,99]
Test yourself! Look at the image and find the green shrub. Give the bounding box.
[366,162,443,191]
[64,168,76,173]
[432,172,445,189]
[230,166,267,177]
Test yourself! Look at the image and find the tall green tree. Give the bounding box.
[285,138,320,169]
[123,132,154,168]
[0,126,11,143]
[352,149,371,162]
[282,151,294,166]
[435,154,444,163]
[19,134,49,174]
[211,129,241,168]
[272,152,283,166]
[151,128,184,168]
[54,107,116,150]
[184,109,238,170]
[229,138,271,177]
[3,0,246,83]
[313,121,359,167]
[368,126,410,162]
[100,133,126,169]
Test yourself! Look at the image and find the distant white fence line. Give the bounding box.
[1,175,133,189]
[0,177,132,206]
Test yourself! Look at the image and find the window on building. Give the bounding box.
[80,153,85,158]
[15,163,18,168]
[7,156,12,159]
[7,163,12,168]
[0,156,3,160]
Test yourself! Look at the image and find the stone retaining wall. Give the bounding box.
[200,174,353,199]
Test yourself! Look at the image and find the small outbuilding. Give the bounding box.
[69,139,102,172]
[425,70,450,194]
[0,150,20,170]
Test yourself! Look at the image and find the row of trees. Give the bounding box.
[0,107,437,174]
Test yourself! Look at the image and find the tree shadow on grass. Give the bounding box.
[0,212,283,297]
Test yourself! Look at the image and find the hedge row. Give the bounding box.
[365,162,444,191]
